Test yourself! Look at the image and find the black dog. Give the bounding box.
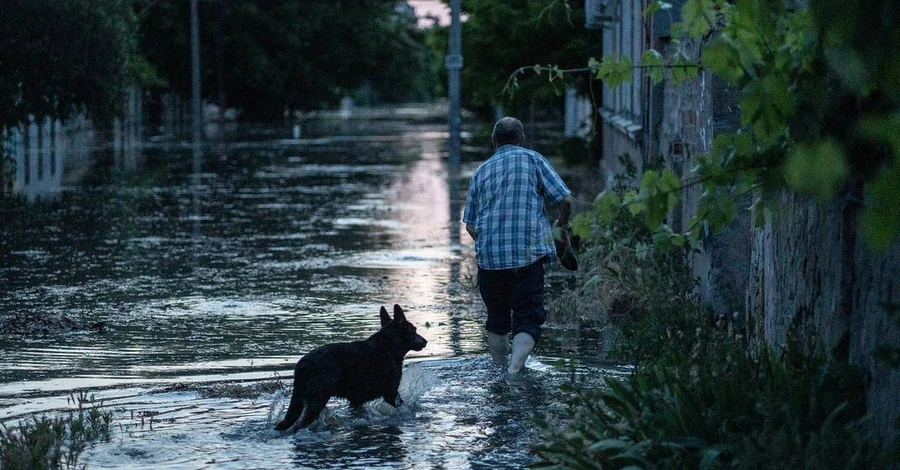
[274,304,427,431]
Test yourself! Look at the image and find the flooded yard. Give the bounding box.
[0,108,623,469]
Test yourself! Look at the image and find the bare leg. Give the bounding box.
[486,331,509,366]
[508,332,535,374]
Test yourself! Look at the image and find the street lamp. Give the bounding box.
[446,0,462,169]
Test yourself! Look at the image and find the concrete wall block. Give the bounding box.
[750,190,900,443]
[851,242,900,445]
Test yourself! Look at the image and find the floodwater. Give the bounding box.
[0,107,625,469]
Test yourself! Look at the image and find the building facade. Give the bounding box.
[586,0,749,320]
[585,0,899,446]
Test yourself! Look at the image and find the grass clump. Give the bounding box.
[0,392,112,470]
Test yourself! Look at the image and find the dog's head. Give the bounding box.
[379,304,428,351]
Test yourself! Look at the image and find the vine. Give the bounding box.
[506,0,900,251]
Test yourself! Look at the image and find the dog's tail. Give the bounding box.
[274,364,308,431]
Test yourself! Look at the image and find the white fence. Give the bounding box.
[0,88,143,199]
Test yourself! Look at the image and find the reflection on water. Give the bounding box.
[0,109,621,469]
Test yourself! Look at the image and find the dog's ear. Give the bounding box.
[380,306,392,327]
[393,304,406,323]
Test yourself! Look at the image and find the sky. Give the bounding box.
[408,0,452,27]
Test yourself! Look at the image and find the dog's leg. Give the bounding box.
[275,398,305,431]
[383,390,404,408]
[298,397,329,428]
[275,365,309,431]
[382,371,404,408]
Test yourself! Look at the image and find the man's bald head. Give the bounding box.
[492,117,525,148]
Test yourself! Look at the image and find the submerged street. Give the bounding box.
[0,108,622,469]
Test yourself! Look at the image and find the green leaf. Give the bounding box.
[670,51,700,83]
[784,140,848,200]
[858,114,900,157]
[598,55,634,88]
[825,48,873,96]
[624,190,646,215]
[582,275,601,292]
[635,243,650,260]
[701,36,744,83]
[739,76,793,143]
[659,168,681,192]
[586,438,631,453]
[642,49,665,83]
[679,0,717,39]
[594,190,623,225]
[652,225,678,250]
[571,213,593,240]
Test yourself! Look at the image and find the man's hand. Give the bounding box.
[555,195,573,228]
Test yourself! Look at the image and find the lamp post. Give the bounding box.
[190,0,203,259]
[190,0,202,170]
[446,0,462,169]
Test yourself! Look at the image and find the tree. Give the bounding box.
[0,0,138,130]
[459,0,597,118]
[138,0,438,120]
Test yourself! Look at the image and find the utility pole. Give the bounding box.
[446,0,462,169]
[190,0,203,257]
[190,0,202,169]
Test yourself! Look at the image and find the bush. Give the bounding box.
[540,166,892,468]
[534,340,888,469]
[548,165,699,364]
[555,137,595,167]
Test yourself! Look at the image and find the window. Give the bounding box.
[599,0,644,137]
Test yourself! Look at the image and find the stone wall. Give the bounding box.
[654,42,749,321]
[589,0,899,448]
[750,191,900,444]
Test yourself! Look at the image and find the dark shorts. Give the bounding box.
[477,258,547,343]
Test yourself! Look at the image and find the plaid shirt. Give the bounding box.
[463,145,571,270]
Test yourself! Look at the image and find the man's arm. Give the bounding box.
[465,223,478,241]
[555,195,573,227]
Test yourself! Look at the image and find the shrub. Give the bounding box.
[555,136,595,167]
[540,165,891,468]
[548,160,699,364]
[534,341,888,469]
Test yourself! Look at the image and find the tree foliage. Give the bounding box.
[139,0,438,120]
[569,0,900,252]
[460,0,597,116]
[0,0,138,128]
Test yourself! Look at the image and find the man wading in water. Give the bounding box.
[462,116,573,374]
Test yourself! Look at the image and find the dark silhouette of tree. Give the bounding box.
[0,0,137,129]
[139,0,438,120]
